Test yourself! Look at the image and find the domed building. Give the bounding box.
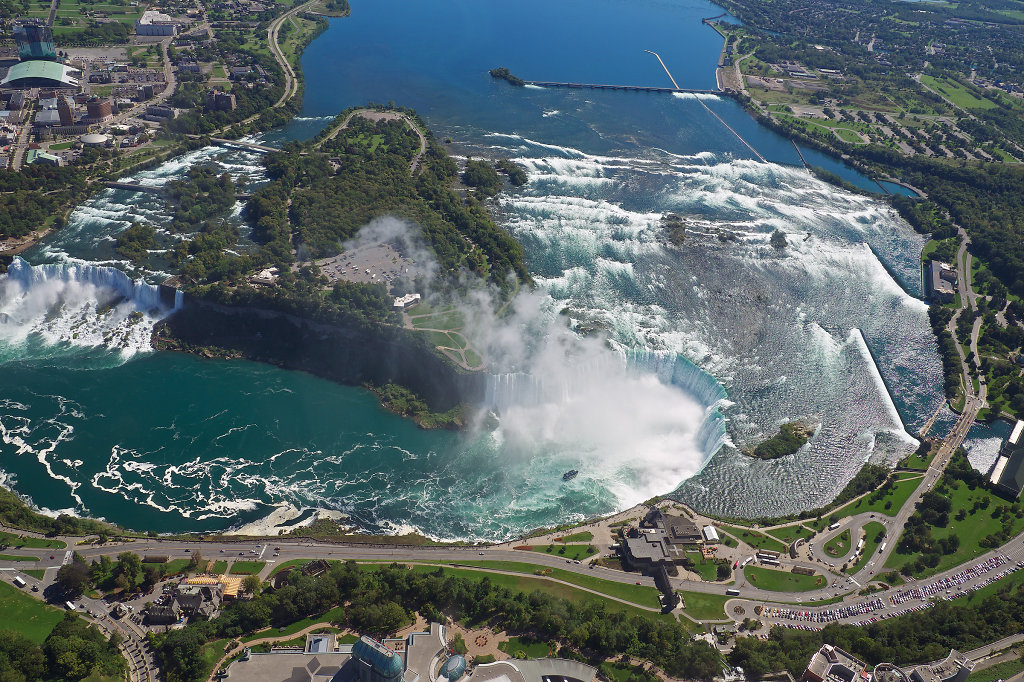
[440,655,467,681]
[353,636,405,682]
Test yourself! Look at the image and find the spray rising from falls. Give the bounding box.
[0,256,180,357]
[481,341,730,507]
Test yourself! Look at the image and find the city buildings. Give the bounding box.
[136,10,178,36]
[224,622,597,682]
[12,20,55,61]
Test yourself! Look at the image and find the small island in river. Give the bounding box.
[747,421,814,459]
[490,66,525,86]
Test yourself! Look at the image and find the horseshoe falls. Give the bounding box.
[0,0,954,538]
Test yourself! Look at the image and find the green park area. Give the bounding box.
[765,524,815,544]
[968,659,1024,682]
[209,560,228,574]
[920,75,997,110]
[528,544,597,561]
[499,636,552,658]
[0,531,65,549]
[744,565,825,592]
[0,580,65,643]
[824,529,851,558]
[885,466,1024,577]
[240,605,346,643]
[810,473,923,530]
[720,525,786,552]
[555,531,594,543]
[230,561,266,575]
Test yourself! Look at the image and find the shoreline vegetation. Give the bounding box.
[489,66,525,87]
[745,421,813,460]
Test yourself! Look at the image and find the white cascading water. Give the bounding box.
[0,256,180,356]
[482,346,731,505]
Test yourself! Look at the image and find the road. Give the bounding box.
[267,0,317,109]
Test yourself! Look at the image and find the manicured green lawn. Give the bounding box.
[968,659,1024,682]
[0,580,65,643]
[529,544,596,561]
[230,561,266,575]
[383,564,676,623]
[437,560,662,607]
[744,565,825,592]
[0,532,66,549]
[210,561,228,574]
[269,558,316,577]
[22,569,45,580]
[677,591,730,620]
[886,477,1024,577]
[685,552,720,582]
[824,530,851,557]
[920,75,996,110]
[240,605,346,642]
[765,524,815,543]
[499,636,552,658]
[720,525,787,552]
[0,553,40,562]
[811,474,923,529]
[200,637,230,677]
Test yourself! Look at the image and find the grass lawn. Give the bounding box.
[0,554,40,562]
[22,569,45,580]
[529,544,596,561]
[744,565,825,592]
[885,476,1024,577]
[685,552,721,582]
[845,522,886,574]
[810,474,923,529]
[498,636,552,658]
[968,659,1024,682]
[0,532,65,549]
[677,591,730,620]
[554,531,594,543]
[230,561,266,575]
[920,75,996,110]
[720,525,787,553]
[432,560,661,607]
[209,561,228,574]
[241,605,346,642]
[370,564,676,623]
[269,558,316,577]
[213,64,227,79]
[200,638,230,677]
[824,530,851,557]
[765,524,815,544]
[0,580,65,643]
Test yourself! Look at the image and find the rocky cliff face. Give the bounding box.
[153,300,485,411]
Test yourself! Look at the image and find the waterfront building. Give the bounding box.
[925,260,957,303]
[989,419,1024,499]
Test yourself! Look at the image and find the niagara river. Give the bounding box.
[0,0,986,540]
